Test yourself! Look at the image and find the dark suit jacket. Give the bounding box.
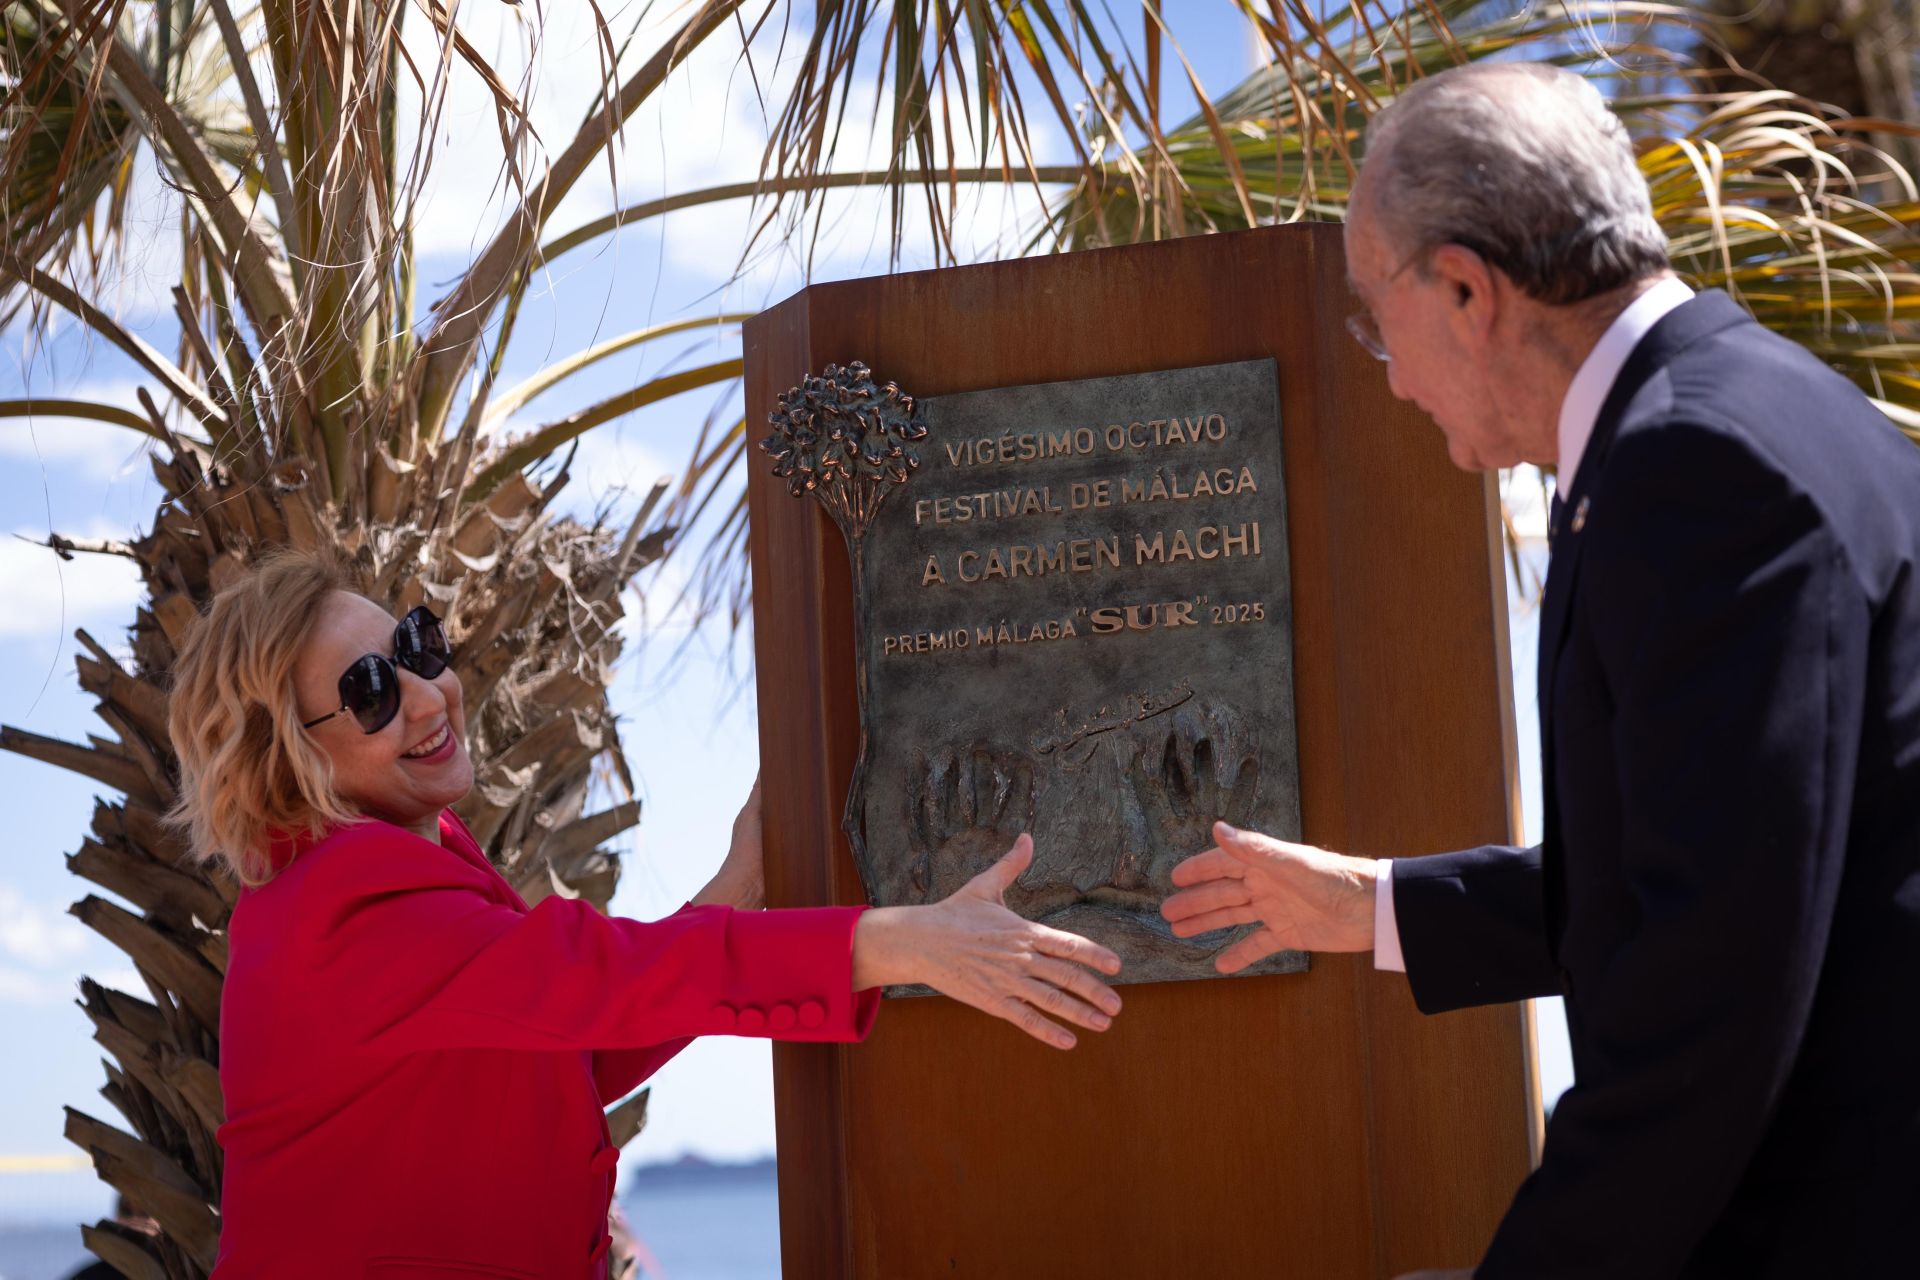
[1393,291,1920,1277]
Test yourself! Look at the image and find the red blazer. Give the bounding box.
[213,811,877,1279]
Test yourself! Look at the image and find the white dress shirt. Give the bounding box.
[1372,275,1695,973]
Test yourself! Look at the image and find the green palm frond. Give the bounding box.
[661,1,1919,628]
[1050,2,1920,440]
[1,0,144,330]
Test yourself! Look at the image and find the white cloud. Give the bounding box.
[567,426,675,497]
[0,884,89,971]
[559,426,706,622]
[399,1,649,258]
[619,38,1070,294]
[6,5,1079,356]
[2,159,194,352]
[0,889,148,1008]
[0,965,73,1006]
[0,964,142,1008]
[398,6,1074,302]
[0,520,145,641]
[0,380,160,483]
[92,967,146,996]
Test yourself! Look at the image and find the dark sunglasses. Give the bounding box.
[301,606,453,734]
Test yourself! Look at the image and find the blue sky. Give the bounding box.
[0,4,1569,1224]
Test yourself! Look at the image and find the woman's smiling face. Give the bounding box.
[293,591,474,839]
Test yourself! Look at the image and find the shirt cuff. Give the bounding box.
[1373,858,1406,972]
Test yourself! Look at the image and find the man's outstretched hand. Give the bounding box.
[1161,821,1379,972]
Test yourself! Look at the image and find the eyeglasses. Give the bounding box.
[1345,243,1440,363]
[1346,312,1390,362]
[301,606,453,734]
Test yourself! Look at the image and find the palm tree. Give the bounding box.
[0,3,1174,1273]
[2,3,1915,1277]
[0,2,748,1274]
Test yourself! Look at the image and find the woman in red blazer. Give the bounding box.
[167,551,1122,1279]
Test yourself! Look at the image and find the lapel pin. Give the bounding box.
[1572,496,1590,534]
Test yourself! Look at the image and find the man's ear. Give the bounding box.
[1427,243,1498,339]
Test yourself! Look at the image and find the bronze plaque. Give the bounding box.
[847,358,1304,985]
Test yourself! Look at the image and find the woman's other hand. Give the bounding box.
[850,835,1123,1049]
[693,776,765,910]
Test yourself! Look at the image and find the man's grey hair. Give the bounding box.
[1361,63,1669,305]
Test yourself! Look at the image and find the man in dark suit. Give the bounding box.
[1162,61,1920,1277]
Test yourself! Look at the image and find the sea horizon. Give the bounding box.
[0,1155,782,1280]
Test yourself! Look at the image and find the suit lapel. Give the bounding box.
[1536,290,1752,734]
[1534,291,1752,950]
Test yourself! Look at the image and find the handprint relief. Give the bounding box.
[906,743,1037,899]
[876,687,1301,985]
[903,693,1265,911]
[1129,699,1262,889]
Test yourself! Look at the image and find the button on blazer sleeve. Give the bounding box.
[274,828,880,1058]
[1479,421,1864,1277]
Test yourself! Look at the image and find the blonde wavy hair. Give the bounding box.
[166,549,360,884]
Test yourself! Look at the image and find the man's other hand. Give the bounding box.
[1161,821,1378,972]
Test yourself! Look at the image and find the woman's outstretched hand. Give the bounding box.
[693,776,765,910]
[851,835,1123,1049]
